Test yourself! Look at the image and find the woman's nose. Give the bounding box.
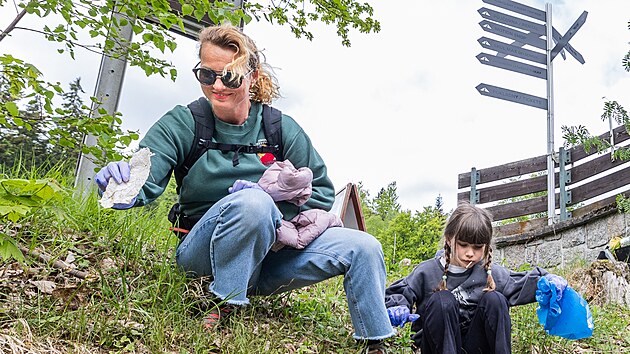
[212,77,226,89]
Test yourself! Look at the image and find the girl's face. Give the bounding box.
[448,238,486,268]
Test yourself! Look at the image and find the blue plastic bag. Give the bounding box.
[536,277,594,340]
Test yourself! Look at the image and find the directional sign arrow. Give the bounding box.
[478,7,546,36]
[476,53,547,79]
[478,36,546,65]
[476,83,548,110]
[552,27,585,64]
[482,0,545,21]
[551,11,588,60]
[479,20,545,50]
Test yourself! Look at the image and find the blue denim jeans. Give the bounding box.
[176,188,395,340]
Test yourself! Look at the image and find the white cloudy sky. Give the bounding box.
[1,0,629,213]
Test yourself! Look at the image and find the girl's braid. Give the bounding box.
[483,246,496,292]
[437,242,451,291]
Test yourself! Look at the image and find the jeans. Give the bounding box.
[176,188,395,340]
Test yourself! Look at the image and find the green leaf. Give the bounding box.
[0,234,25,263]
[132,24,143,35]
[166,40,176,52]
[182,4,193,16]
[4,102,19,117]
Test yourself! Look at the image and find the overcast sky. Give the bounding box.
[2,0,629,213]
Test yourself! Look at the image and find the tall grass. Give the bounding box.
[1,165,629,353]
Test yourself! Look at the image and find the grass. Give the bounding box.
[1,167,630,353]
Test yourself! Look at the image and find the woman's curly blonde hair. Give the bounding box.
[198,24,280,104]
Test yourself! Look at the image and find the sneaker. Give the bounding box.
[365,341,387,354]
[203,304,236,330]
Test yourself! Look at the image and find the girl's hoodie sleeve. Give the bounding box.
[385,277,416,309]
[385,264,427,310]
[495,265,549,306]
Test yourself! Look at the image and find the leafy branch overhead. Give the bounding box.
[3,0,380,77]
[0,0,380,164]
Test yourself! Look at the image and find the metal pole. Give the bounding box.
[609,114,615,160]
[74,11,135,196]
[545,3,555,225]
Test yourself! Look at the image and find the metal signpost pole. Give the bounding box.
[545,3,555,225]
[74,11,134,197]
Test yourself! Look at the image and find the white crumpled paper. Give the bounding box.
[99,148,153,208]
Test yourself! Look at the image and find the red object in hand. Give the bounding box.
[260,153,276,166]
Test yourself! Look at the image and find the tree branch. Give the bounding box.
[0,8,27,42]
[11,26,104,56]
[19,245,90,280]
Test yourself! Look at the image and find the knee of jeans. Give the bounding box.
[352,232,383,257]
[479,291,508,311]
[228,189,278,220]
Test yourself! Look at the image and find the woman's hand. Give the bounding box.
[94,161,131,192]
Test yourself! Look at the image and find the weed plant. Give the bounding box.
[0,165,629,353]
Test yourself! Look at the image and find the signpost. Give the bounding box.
[476,54,546,79]
[482,0,545,21]
[478,7,545,35]
[479,20,546,50]
[551,11,588,60]
[478,36,546,64]
[476,84,547,109]
[474,0,587,224]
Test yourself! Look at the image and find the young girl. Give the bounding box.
[384,202,566,354]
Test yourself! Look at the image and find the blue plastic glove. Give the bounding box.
[228,180,262,193]
[536,276,594,340]
[111,196,137,210]
[387,305,420,328]
[94,161,131,192]
[544,274,568,300]
[536,276,562,329]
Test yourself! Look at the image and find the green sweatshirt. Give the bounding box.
[135,100,335,220]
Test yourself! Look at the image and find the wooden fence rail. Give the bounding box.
[457,125,630,235]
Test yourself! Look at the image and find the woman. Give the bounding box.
[95,23,394,353]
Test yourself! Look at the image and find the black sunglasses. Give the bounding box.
[192,63,250,89]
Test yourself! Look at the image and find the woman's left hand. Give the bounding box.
[228,179,262,193]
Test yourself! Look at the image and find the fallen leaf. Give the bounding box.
[29,280,56,294]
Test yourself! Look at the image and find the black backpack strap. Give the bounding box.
[174,97,215,189]
[187,103,284,167]
[262,104,284,161]
[175,99,285,185]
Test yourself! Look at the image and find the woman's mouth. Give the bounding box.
[213,92,229,100]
